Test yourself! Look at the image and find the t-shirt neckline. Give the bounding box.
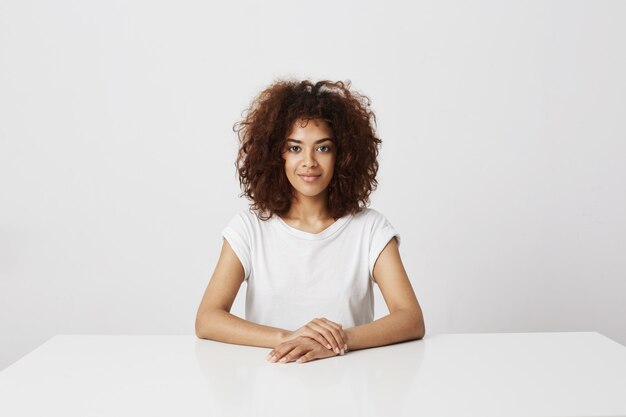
[274,214,353,240]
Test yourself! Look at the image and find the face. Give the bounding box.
[282,118,336,200]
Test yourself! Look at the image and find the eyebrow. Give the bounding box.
[286,138,335,144]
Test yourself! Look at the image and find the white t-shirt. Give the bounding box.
[221,207,400,330]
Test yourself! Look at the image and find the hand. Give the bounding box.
[267,336,341,364]
[283,317,348,355]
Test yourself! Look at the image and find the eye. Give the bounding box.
[287,145,331,153]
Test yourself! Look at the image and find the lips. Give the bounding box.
[298,174,321,183]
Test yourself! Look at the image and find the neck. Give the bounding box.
[285,191,331,221]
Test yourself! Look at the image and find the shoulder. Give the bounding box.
[225,208,256,231]
[353,207,400,242]
[352,207,391,226]
[225,207,274,232]
[229,207,267,222]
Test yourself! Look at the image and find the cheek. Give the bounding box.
[326,156,336,173]
[283,157,297,175]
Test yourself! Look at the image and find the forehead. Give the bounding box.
[287,118,333,138]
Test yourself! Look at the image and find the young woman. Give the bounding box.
[195,79,425,364]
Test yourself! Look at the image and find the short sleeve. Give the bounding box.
[368,210,401,283]
[221,211,252,282]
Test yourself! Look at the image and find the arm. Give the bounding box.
[344,237,425,351]
[195,239,290,348]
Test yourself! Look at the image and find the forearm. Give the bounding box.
[345,309,425,351]
[195,309,289,348]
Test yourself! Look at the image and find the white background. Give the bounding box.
[1,0,625,371]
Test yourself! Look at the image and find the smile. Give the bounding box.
[298,174,321,183]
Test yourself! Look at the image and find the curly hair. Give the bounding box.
[232,78,382,221]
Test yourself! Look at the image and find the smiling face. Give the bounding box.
[282,118,336,201]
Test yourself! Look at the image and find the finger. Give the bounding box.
[268,343,295,363]
[279,345,306,364]
[296,338,340,363]
[296,351,315,364]
[320,317,343,329]
[320,318,345,337]
[313,319,346,352]
[302,328,333,350]
[309,321,343,354]
[266,343,285,361]
[307,322,340,353]
[319,318,348,348]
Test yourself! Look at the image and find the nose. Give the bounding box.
[302,151,317,167]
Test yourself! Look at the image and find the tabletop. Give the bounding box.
[0,332,625,417]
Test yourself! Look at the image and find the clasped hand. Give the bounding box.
[266,317,348,364]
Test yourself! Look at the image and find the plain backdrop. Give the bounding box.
[1,0,625,371]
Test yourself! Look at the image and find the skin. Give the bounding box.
[195,117,425,364]
[280,117,336,233]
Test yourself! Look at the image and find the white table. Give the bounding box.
[0,332,625,416]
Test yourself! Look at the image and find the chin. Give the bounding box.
[296,189,326,198]
[291,185,329,198]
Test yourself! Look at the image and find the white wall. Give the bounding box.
[1,0,625,371]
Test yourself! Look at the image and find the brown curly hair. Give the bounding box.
[232,78,382,221]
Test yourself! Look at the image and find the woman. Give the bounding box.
[195,79,425,364]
